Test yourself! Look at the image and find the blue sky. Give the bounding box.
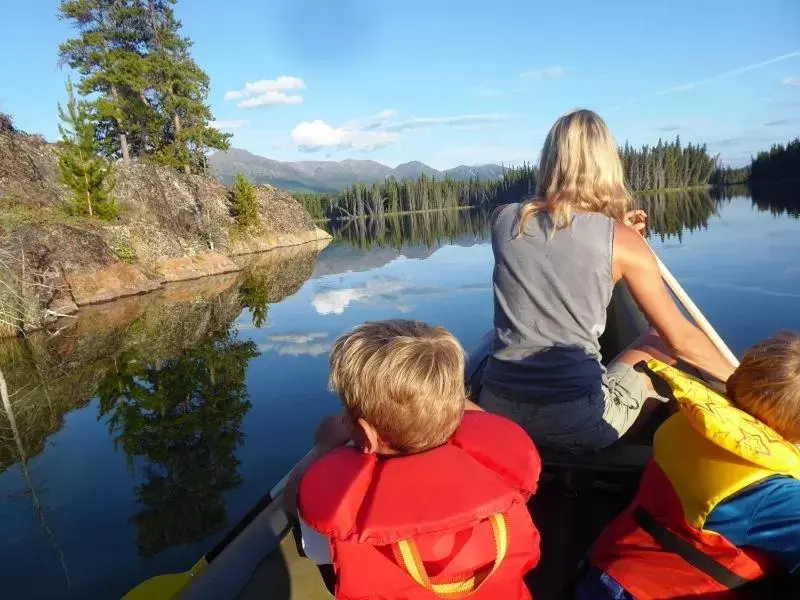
[1,0,798,169]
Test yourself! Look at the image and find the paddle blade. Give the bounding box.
[122,558,208,600]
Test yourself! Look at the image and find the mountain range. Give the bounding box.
[208,148,507,193]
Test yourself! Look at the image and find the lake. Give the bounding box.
[1,186,798,600]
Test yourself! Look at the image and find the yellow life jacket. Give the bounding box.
[646,359,800,529]
[590,360,798,598]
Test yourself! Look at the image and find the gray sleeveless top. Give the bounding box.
[482,203,615,403]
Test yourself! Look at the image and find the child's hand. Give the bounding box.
[314,413,352,450]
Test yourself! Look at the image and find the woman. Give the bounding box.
[480,109,736,453]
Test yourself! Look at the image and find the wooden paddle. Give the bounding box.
[655,254,740,369]
[122,467,296,600]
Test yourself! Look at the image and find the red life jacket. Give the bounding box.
[298,411,542,600]
[589,360,799,599]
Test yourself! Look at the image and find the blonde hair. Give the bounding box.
[329,320,466,453]
[726,331,800,443]
[517,109,632,236]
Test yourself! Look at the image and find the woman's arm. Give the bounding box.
[613,224,736,382]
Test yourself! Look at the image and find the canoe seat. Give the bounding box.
[539,443,652,473]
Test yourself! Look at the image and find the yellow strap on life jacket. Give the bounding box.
[393,512,508,599]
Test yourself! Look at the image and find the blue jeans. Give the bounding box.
[574,567,633,600]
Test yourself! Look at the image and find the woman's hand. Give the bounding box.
[623,209,648,236]
[314,413,352,451]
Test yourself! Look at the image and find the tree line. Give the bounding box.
[294,164,538,220]
[750,138,800,183]
[711,138,800,186]
[295,136,722,220]
[620,137,717,191]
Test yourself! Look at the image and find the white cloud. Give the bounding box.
[765,117,800,127]
[387,114,509,132]
[653,50,800,96]
[291,119,398,152]
[783,76,800,88]
[519,66,566,82]
[211,119,251,130]
[290,110,510,153]
[239,91,304,108]
[224,76,306,108]
[654,124,684,132]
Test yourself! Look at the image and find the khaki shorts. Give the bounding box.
[479,362,658,453]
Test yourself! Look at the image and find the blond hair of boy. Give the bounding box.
[329,319,467,454]
[727,330,800,443]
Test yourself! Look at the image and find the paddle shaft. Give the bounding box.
[655,254,740,368]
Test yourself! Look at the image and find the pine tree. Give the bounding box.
[58,80,117,220]
[140,0,230,173]
[59,0,230,172]
[58,0,153,163]
[232,173,259,229]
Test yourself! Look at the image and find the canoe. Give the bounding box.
[125,281,653,600]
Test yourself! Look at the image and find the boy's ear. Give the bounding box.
[356,418,381,454]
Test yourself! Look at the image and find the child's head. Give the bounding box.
[727,331,800,443]
[329,319,466,454]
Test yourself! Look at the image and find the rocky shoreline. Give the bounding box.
[0,126,331,337]
[60,229,330,310]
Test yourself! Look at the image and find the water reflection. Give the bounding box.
[0,242,328,597]
[96,331,258,557]
[635,189,717,242]
[712,183,800,219]
[325,189,727,249]
[327,207,489,250]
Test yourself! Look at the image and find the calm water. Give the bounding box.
[1,187,798,600]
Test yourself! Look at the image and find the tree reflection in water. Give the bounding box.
[327,190,725,249]
[96,329,259,558]
[635,189,718,242]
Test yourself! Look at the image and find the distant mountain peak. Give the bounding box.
[208,148,506,193]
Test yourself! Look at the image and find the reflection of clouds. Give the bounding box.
[268,333,328,344]
[258,332,332,357]
[312,276,489,315]
[312,277,440,315]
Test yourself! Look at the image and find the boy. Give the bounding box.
[283,319,542,599]
[578,331,800,599]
